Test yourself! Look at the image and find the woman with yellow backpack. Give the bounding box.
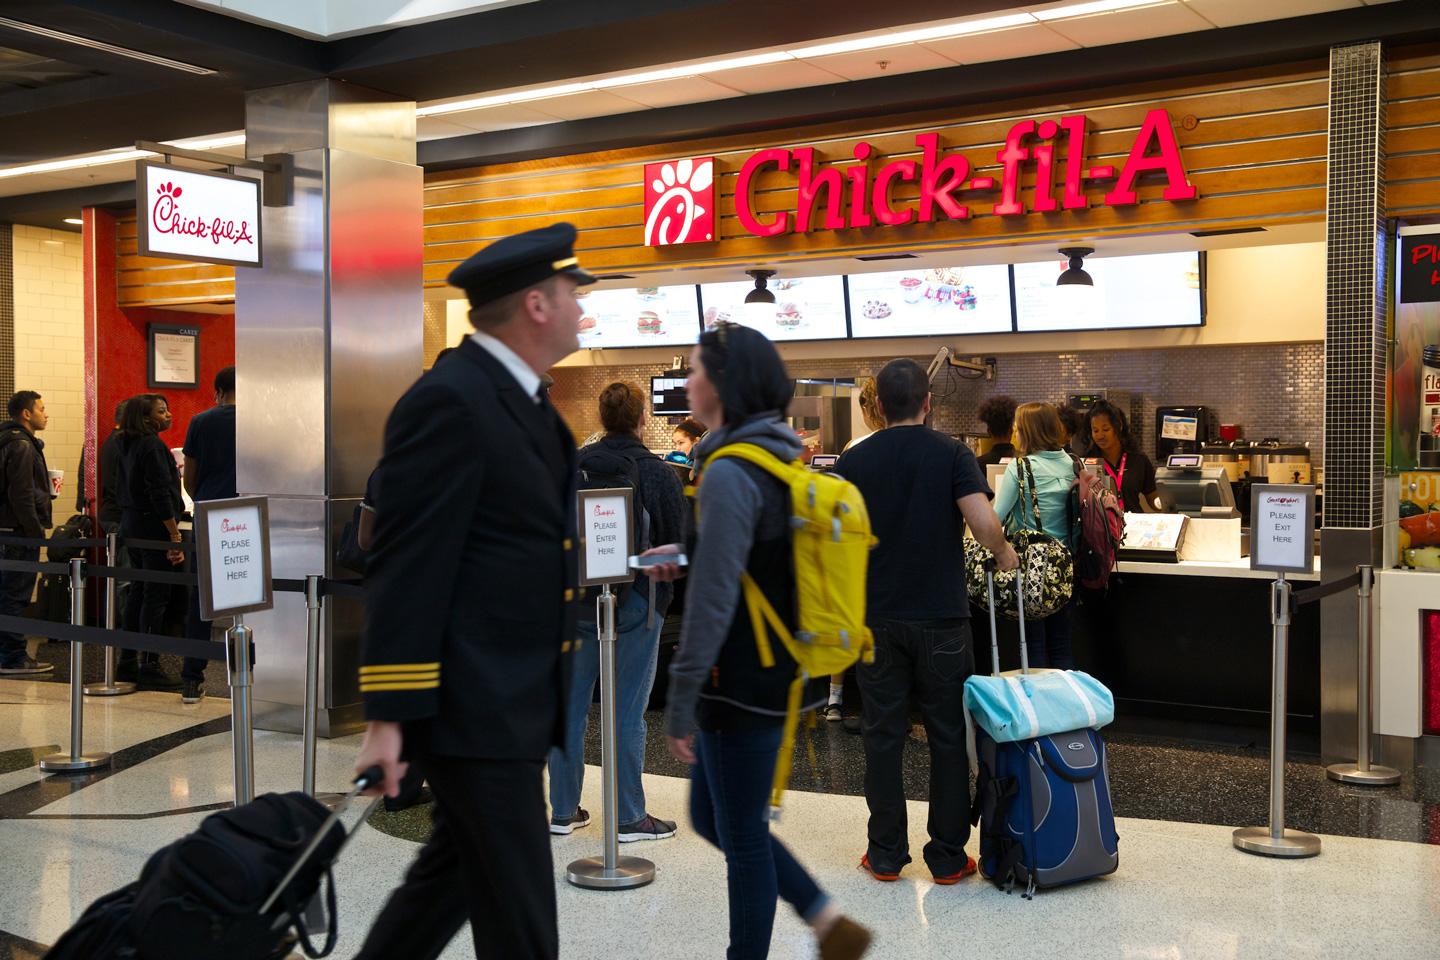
[641,322,872,960]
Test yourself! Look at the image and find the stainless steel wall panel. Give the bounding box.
[245,80,415,163]
[246,496,326,709]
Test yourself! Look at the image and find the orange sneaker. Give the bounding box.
[860,855,900,881]
[932,855,978,885]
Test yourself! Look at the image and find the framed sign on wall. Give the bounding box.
[147,323,200,389]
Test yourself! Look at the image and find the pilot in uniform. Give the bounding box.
[352,223,589,960]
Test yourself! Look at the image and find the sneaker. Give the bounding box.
[818,916,872,960]
[860,855,900,882]
[138,661,182,690]
[0,656,53,675]
[618,814,676,842]
[842,716,862,735]
[181,681,205,704]
[384,785,435,813]
[550,807,591,835]
[825,703,842,722]
[933,855,978,885]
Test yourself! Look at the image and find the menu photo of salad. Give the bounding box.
[848,264,1014,338]
[699,275,848,342]
[574,284,702,349]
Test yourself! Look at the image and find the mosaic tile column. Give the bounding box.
[1320,40,1388,764]
[0,222,13,400]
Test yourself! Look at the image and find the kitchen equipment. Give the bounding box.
[1219,424,1244,443]
[1155,405,1212,461]
[1247,440,1312,484]
[1202,441,1248,483]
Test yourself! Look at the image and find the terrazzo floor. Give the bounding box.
[3,672,1439,959]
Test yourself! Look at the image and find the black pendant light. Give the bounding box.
[744,269,777,304]
[1056,246,1095,286]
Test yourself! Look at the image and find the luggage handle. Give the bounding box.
[258,766,384,917]
[983,555,1031,677]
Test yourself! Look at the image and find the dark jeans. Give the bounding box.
[180,588,209,683]
[1022,597,1076,670]
[691,726,827,960]
[857,617,974,877]
[0,544,40,666]
[120,512,204,680]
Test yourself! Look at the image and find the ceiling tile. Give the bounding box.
[798,42,959,82]
[1042,3,1214,47]
[417,117,489,141]
[920,23,1080,64]
[604,75,746,109]
[422,103,563,134]
[1181,0,1358,28]
[703,59,846,95]
[0,173,92,198]
[520,89,648,122]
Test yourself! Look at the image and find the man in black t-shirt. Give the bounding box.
[836,359,1017,885]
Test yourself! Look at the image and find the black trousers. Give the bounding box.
[355,754,557,960]
[857,617,974,877]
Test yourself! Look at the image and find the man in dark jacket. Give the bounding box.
[0,391,54,675]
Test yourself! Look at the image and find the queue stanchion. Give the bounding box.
[567,582,655,890]
[303,574,343,810]
[40,558,111,772]
[84,532,135,697]
[228,614,256,805]
[1327,565,1402,786]
[1232,572,1321,857]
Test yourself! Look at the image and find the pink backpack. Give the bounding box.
[1068,456,1124,590]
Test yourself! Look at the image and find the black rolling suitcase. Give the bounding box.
[44,768,385,960]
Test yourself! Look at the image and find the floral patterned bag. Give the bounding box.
[966,456,1074,620]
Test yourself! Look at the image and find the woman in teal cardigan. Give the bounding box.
[992,402,1080,668]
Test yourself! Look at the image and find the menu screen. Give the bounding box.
[1013,251,1202,332]
[848,265,1013,338]
[575,285,701,349]
[699,276,848,342]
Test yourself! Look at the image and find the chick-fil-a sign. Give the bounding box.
[718,109,1197,241]
[137,161,262,268]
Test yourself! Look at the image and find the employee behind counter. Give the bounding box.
[1083,399,1158,514]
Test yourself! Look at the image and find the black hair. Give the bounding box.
[1084,399,1138,455]
[113,399,128,426]
[1056,403,1083,440]
[7,391,40,423]
[875,359,929,423]
[976,395,1018,439]
[119,393,166,438]
[697,323,793,427]
[214,366,236,395]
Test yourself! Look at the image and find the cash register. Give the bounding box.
[1155,453,1240,519]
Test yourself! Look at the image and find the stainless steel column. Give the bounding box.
[235,80,422,737]
[1327,566,1402,785]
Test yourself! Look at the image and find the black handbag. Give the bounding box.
[966,456,1074,620]
[335,504,369,576]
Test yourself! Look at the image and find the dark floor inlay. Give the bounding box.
[0,929,48,960]
[0,746,60,775]
[24,801,233,821]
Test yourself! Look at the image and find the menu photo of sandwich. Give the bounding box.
[775,302,803,328]
[637,310,664,335]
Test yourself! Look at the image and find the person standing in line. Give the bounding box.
[0,391,54,676]
[1056,403,1085,456]
[993,403,1080,669]
[115,394,185,690]
[974,395,1018,469]
[549,381,687,841]
[97,400,132,625]
[642,323,872,960]
[834,358,1019,885]
[352,223,589,960]
[178,366,238,704]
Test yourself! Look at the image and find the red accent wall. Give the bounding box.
[83,208,235,516]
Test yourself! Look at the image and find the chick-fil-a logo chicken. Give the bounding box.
[219,518,250,533]
[152,181,256,250]
[643,158,715,246]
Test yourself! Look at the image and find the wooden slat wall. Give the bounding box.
[1386,43,1440,217]
[115,213,235,307]
[422,59,1336,286]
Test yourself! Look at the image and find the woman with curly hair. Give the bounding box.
[975,395,1018,469]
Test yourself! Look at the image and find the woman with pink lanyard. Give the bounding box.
[1085,399,1158,514]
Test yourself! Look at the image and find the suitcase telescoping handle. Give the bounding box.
[258,766,385,917]
[983,553,1031,678]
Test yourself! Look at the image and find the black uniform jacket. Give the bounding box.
[360,337,580,760]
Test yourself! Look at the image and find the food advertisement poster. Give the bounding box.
[1399,471,1440,569]
[1013,251,1202,332]
[699,276,847,342]
[1390,229,1440,472]
[848,265,1012,338]
[576,285,700,349]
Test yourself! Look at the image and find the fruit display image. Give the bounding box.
[1397,472,1440,568]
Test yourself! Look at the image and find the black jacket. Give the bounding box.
[0,421,51,537]
[115,433,184,522]
[98,430,123,526]
[361,337,580,760]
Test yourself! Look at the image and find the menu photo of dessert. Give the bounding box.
[848,263,1013,338]
[574,284,703,349]
[698,275,848,342]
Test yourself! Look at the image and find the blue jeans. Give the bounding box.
[548,588,662,825]
[1023,596,1076,670]
[691,726,828,960]
[0,544,40,666]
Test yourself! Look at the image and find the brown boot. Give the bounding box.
[818,916,872,960]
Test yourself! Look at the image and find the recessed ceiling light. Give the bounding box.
[0,133,245,180]
[0,16,216,74]
[63,218,83,225]
[1030,0,1170,22]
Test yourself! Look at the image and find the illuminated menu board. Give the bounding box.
[848,265,1013,338]
[575,285,701,349]
[1013,251,1202,332]
[698,275,848,342]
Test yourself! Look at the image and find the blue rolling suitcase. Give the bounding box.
[966,564,1119,898]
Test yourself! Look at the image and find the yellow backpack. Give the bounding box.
[703,443,877,811]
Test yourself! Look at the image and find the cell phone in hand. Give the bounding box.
[628,553,688,569]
